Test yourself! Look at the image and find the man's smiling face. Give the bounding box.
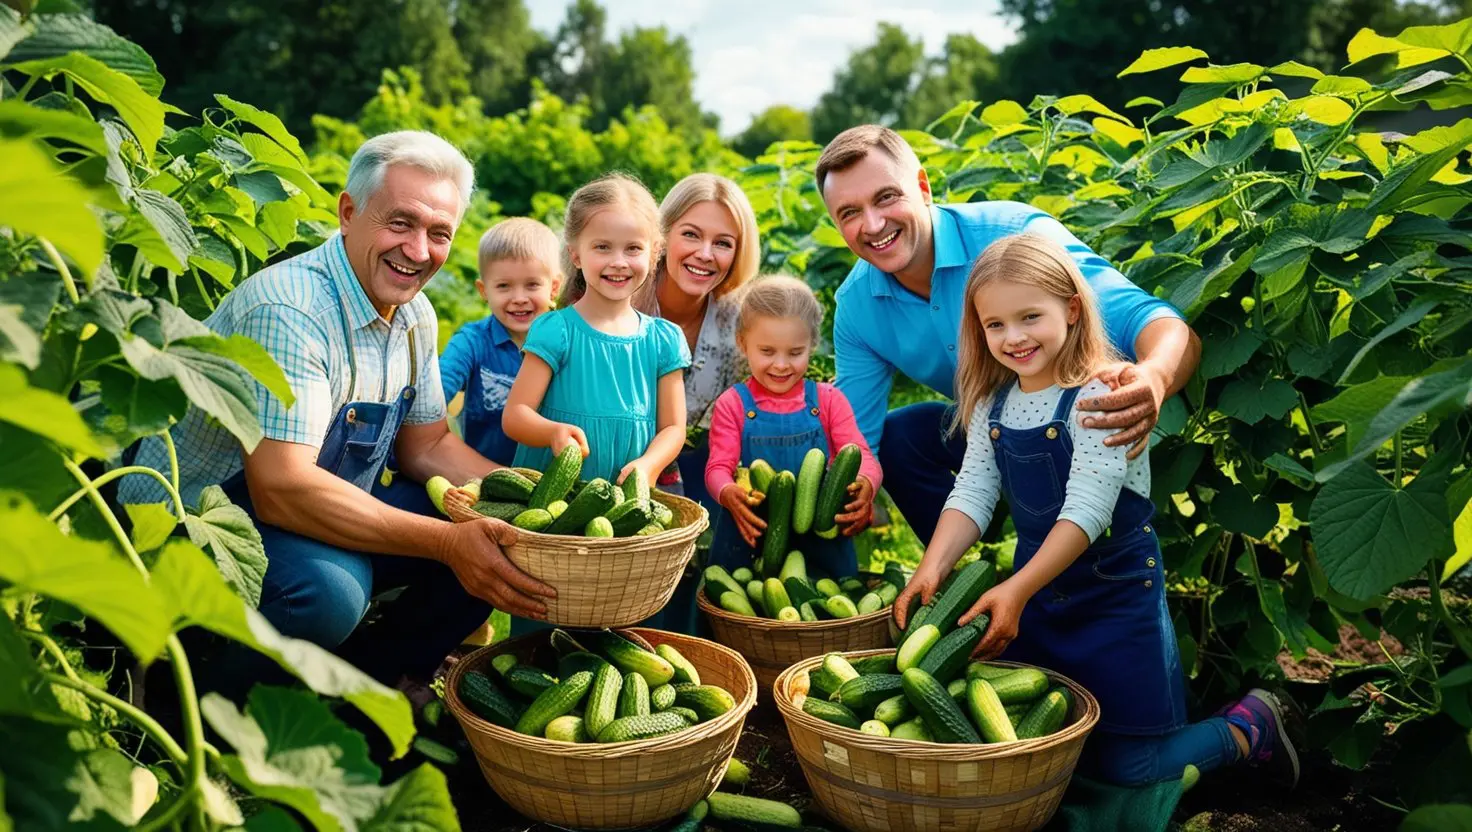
[339,164,460,319]
[821,149,933,279]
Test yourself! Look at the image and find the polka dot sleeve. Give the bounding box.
[942,403,1003,535]
[1056,379,1130,541]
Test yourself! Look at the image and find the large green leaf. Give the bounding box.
[0,5,32,60]
[1212,485,1278,538]
[1338,298,1440,383]
[1319,358,1472,481]
[177,334,294,409]
[1395,18,1472,57]
[0,364,103,458]
[0,137,103,278]
[123,502,177,554]
[1310,461,1451,600]
[116,189,197,273]
[1402,804,1472,832]
[0,718,157,830]
[362,764,459,832]
[1217,377,1297,425]
[0,492,171,661]
[0,99,106,155]
[1117,46,1207,77]
[1172,245,1257,322]
[0,616,62,720]
[7,53,164,158]
[215,95,307,163]
[5,13,162,95]
[0,305,40,369]
[1199,327,1264,379]
[1312,375,1411,451]
[183,485,267,606]
[1366,119,1472,214]
[151,543,413,756]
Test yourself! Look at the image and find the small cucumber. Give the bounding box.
[778,550,809,583]
[850,655,897,675]
[815,578,842,598]
[918,620,987,684]
[651,683,677,711]
[860,720,891,737]
[802,696,861,729]
[547,499,568,519]
[763,578,792,616]
[823,595,859,618]
[896,624,940,672]
[822,654,860,686]
[890,716,933,741]
[705,793,802,828]
[720,590,757,617]
[545,715,588,743]
[723,757,752,787]
[777,606,801,621]
[1017,687,1074,739]
[989,668,1050,705]
[793,447,826,534]
[746,580,767,616]
[832,674,904,714]
[873,694,914,726]
[856,591,884,615]
[515,671,594,736]
[673,685,737,721]
[617,672,651,718]
[655,644,701,685]
[798,602,820,622]
[731,566,755,584]
[585,516,615,537]
[902,668,981,744]
[748,460,777,493]
[512,508,554,532]
[965,678,1018,743]
[966,661,1015,681]
[704,565,745,602]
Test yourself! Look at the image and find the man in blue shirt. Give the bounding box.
[819,125,1200,544]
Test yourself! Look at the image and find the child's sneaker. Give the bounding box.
[1220,688,1303,789]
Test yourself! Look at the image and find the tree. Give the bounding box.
[733,105,813,159]
[451,0,545,114]
[529,0,612,115]
[906,34,1000,129]
[599,26,713,133]
[810,23,926,142]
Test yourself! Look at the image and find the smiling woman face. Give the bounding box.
[663,200,740,300]
[338,164,460,319]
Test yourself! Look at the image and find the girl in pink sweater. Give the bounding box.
[704,275,881,576]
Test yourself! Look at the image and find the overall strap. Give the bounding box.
[1051,385,1082,422]
[334,295,358,401]
[802,380,820,416]
[734,381,758,416]
[407,325,418,388]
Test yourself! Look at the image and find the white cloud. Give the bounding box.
[528,0,1018,133]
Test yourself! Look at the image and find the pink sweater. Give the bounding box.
[705,379,883,499]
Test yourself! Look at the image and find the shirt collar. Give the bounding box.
[487,315,516,347]
[325,232,387,332]
[867,204,967,298]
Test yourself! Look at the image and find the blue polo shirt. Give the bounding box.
[833,201,1183,455]
[440,315,524,465]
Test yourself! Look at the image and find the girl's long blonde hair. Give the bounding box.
[559,172,662,305]
[635,173,761,313]
[951,233,1116,436]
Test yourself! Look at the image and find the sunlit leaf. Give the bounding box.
[183,485,266,606]
[980,100,1028,127]
[0,364,104,458]
[5,12,163,95]
[7,53,164,157]
[0,138,103,278]
[1118,46,1208,77]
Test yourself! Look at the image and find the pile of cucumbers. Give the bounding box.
[798,560,1075,743]
[464,445,679,538]
[703,554,906,621]
[457,628,739,744]
[735,444,863,577]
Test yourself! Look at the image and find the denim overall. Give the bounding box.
[990,383,1187,738]
[707,380,858,578]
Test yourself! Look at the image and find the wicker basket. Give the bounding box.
[774,650,1099,832]
[444,469,708,627]
[695,590,894,696]
[445,627,757,830]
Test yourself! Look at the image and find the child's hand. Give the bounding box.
[718,484,767,548]
[962,580,1031,660]
[835,475,876,536]
[550,423,589,457]
[892,562,944,631]
[615,458,657,490]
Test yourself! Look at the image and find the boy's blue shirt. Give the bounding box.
[833,200,1184,456]
[439,314,523,465]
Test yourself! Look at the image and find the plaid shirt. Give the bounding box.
[119,233,445,508]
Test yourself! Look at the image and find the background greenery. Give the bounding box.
[3,1,1472,829]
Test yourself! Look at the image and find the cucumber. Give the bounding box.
[924,561,995,637]
[902,667,981,744]
[947,678,968,702]
[688,799,710,821]
[896,624,940,672]
[1005,703,1032,727]
[584,663,623,739]
[850,655,897,675]
[832,674,904,714]
[719,590,757,617]
[545,715,588,742]
[621,467,650,503]
[1014,686,1073,740]
[778,550,808,583]
[860,720,891,737]
[990,668,1050,705]
[793,447,826,534]
[815,578,842,598]
[618,672,651,718]
[748,460,777,493]
[759,471,796,577]
[801,696,861,729]
[918,620,987,684]
[673,685,736,721]
[746,580,767,616]
[723,757,752,787]
[965,678,1018,743]
[704,565,746,602]
[798,602,819,621]
[650,683,677,711]
[890,716,933,741]
[840,577,866,597]
[481,469,536,502]
[586,630,676,686]
[822,654,860,686]
[873,694,914,726]
[597,711,688,743]
[545,478,619,534]
[515,670,593,736]
[471,500,525,522]
[491,654,519,676]
[784,576,822,607]
[777,606,801,621]
[635,523,663,536]
[511,508,554,532]
[458,670,523,729]
[585,516,615,537]
[898,604,933,647]
[705,793,802,829]
[504,666,558,699]
[763,578,792,615]
[557,651,607,680]
[966,661,1015,682]
[731,567,755,584]
[875,582,899,606]
[813,443,862,534]
[666,706,700,724]
[650,500,675,529]
[605,498,655,537]
[823,595,859,618]
[546,499,568,519]
[529,444,583,509]
[856,592,884,615]
[655,643,701,685]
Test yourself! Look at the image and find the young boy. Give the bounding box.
[440,217,562,464]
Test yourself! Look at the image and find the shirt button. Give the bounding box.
[948,344,955,351]
[932,305,940,311]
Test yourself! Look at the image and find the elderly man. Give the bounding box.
[122,131,553,692]
[820,124,1201,544]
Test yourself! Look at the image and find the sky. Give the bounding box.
[527,0,1018,135]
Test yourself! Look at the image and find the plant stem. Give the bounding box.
[49,465,187,524]
[163,430,182,499]
[1429,561,1472,661]
[39,237,82,303]
[16,74,39,98]
[1393,431,1404,484]
[137,784,197,832]
[1298,391,1324,453]
[22,630,81,682]
[43,673,189,766]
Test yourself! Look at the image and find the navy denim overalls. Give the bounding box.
[991,383,1187,736]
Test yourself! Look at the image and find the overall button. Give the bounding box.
[1144,579,1153,588]
[1142,524,1153,534]
[989,427,1001,440]
[746,410,757,419]
[1146,557,1157,568]
[810,407,820,416]
[1044,426,1059,439]
[346,407,357,423]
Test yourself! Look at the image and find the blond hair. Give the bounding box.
[815,124,921,195]
[951,233,1116,436]
[647,174,760,309]
[736,275,824,346]
[559,172,661,305]
[477,217,561,277]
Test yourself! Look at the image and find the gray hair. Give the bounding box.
[344,130,475,218]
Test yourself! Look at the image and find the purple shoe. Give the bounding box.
[1221,688,1303,790]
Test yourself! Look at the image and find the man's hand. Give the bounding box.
[438,519,555,618]
[718,484,767,548]
[961,580,1030,659]
[892,562,944,631]
[836,475,875,537]
[1075,361,1168,459]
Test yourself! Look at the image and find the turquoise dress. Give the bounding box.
[513,306,692,486]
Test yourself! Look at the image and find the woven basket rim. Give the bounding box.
[774,648,1099,759]
[448,469,709,544]
[444,627,757,757]
[695,585,893,631]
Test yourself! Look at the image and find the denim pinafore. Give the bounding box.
[707,380,858,579]
[990,382,1187,736]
